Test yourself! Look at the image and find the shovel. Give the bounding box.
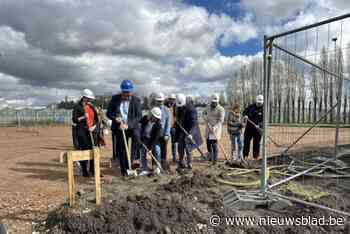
[246,118,286,148]
[175,120,206,158]
[140,142,164,174]
[206,123,229,161]
[121,129,138,177]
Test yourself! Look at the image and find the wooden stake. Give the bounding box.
[94,148,101,206]
[67,152,75,207]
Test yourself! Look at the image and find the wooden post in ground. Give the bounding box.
[94,148,101,207]
[67,152,75,207]
[64,149,102,207]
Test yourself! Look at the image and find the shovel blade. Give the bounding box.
[127,169,138,177]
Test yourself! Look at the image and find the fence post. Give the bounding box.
[16,111,21,128]
[269,101,273,123]
[343,95,347,124]
[302,98,305,124]
[335,69,344,155]
[348,97,350,124]
[278,98,281,123]
[308,101,312,123]
[286,95,290,123]
[297,96,301,124]
[313,98,317,123]
[292,97,295,123]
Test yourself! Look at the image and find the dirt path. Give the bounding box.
[0,125,349,233]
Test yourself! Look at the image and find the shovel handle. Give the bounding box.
[175,120,205,158]
[206,122,229,161]
[121,129,132,169]
[140,143,163,170]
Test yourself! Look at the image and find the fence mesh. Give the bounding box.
[264,15,350,215]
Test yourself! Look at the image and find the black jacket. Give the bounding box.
[72,101,99,148]
[175,104,202,149]
[106,94,142,132]
[243,103,263,131]
[140,116,162,151]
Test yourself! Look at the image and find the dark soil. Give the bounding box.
[39,148,350,234]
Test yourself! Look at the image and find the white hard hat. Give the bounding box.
[256,95,264,104]
[155,92,165,101]
[169,93,176,99]
[176,93,186,107]
[211,93,219,103]
[150,107,162,119]
[82,89,95,100]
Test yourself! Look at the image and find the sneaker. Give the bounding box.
[187,164,192,170]
[154,168,161,175]
[139,171,149,176]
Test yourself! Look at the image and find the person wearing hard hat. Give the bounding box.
[153,92,171,170]
[202,93,225,164]
[139,107,163,176]
[175,94,203,169]
[165,94,177,163]
[242,95,264,159]
[72,89,100,177]
[107,80,142,177]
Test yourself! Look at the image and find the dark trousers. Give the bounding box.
[206,139,218,162]
[113,128,139,176]
[159,138,169,168]
[76,129,96,176]
[243,128,262,158]
[170,128,177,161]
[178,138,192,167]
[112,132,117,160]
[72,126,79,150]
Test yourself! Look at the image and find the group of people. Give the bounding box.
[71,79,264,177]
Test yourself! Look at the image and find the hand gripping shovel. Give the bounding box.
[206,123,229,161]
[246,118,286,148]
[121,129,138,177]
[140,142,164,174]
[175,120,206,158]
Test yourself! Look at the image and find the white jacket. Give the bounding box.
[202,104,225,140]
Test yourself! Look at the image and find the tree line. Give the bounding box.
[226,44,350,124]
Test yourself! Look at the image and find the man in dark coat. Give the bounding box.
[243,95,264,159]
[106,80,142,176]
[175,94,202,169]
[72,89,100,177]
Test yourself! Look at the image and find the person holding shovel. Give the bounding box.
[202,94,225,165]
[242,95,264,160]
[227,104,244,161]
[175,94,202,170]
[165,94,177,163]
[107,80,142,177]
[139,107,162,176]
[153,92,171,170]
[72,89,100,177]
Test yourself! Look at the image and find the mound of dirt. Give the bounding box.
[44,171,226,234]
[160,171,216,193]
[42,168,350,234]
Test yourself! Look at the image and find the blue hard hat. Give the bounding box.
[120,80,134,92]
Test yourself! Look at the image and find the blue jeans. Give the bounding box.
[141,139,161,171]
[230,134,243,160]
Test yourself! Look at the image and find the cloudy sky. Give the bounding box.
[0,0,349,107]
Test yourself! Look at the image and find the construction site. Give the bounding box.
[1,2,350,234]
